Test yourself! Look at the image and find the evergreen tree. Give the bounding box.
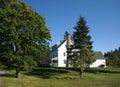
[105,47,120,67]
[0,0,51,78]
[72,16,93,78]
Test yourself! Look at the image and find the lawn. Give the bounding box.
[1,67,120,87]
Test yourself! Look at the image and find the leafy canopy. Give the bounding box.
[0,0,51,76]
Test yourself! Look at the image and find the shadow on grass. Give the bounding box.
[2,73,15,78]
[2,67,120,78]
[25,68,69,79]
[25,67,120,79]
[0,69,14,78]
[84,68,120,74]
[0,74,4,77]
[54,67,120,74]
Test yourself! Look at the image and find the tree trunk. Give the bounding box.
[80,67,84,78]
[15,67,20,78]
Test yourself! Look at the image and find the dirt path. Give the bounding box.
[0,69,5,86]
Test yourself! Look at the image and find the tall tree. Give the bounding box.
[105,47,120,67]
[72,16,93,78]
[0,0,51,78]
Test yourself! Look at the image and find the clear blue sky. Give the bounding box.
[23,0,120,53]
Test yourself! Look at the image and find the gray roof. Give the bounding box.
[50,40,66,52]
[94,51,105,59]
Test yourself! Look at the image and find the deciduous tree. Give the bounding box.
[0,0,51,78]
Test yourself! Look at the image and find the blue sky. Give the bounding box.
[23,0,120,53]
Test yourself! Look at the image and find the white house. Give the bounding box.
[50,33,73,67]
[50,40,67,67]
[90,51,106,67]
[50,34,106,67]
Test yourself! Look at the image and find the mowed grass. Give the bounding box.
[1,67,120,87]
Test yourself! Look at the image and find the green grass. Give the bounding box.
[1,67,120,87]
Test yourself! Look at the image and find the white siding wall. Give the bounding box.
[58,41,67,67]
[90,59,106,67]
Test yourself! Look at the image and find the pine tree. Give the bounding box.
[72,16,93,78]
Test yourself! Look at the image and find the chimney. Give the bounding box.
[67,33,71,49]
[66,32,71,67]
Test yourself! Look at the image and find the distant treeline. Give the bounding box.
[104,47,120,67]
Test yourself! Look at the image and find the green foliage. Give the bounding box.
[72,16,93,68]
[105,47,120,67]
[70,16,94,78]
[37,48,50,67]
[0,0,51,78]
[73,16,93,49]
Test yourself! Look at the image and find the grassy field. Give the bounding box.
[1,67,120,87]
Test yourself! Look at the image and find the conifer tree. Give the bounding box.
[105,47,120,67]
[73,16,93,78]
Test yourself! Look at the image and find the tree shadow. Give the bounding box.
[55,67,120,74]
[25,67,69,79]
[0,74,4,77]
[0,69,15,78]
[1,70,15,78]
[2,73,15,78]
[84,68,120,74]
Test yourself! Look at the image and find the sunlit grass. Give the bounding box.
[2,67,120,87]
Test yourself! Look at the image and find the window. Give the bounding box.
[63,52,66,56]
[53,60,58,63]
[64,60,67,64]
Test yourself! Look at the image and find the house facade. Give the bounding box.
[50,33,73,67]
[50,34,106,67]
[50,40,68,67]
